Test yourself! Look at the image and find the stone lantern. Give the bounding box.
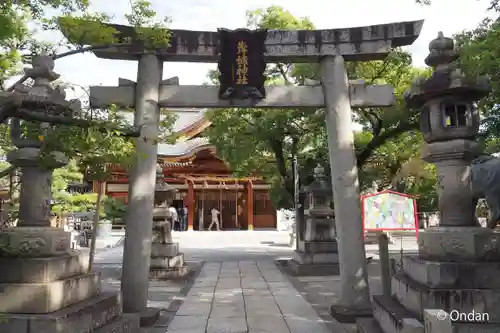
[362,33,498,333]
[303,165,335,241]
[405,31,490,228]
[0,55,139,331]
[289,165,339,275]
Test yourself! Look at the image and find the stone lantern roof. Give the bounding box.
[304,165,330,194]
[405,32,491,108]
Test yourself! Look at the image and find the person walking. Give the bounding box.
[209,207,220,231]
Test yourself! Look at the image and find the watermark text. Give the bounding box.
[436,309,489,323]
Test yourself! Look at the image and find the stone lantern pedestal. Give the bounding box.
[288,166,340,276]
[149,207,189,279]
[358,33,499,333]
[0,55,138,333]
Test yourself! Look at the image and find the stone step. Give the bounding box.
[0,292,122,333]
[287,259,340,276]
[372,294,424,333]
[150,253,184,269]
[94,314,140,333]
[402,255,500,289]
[454,322,500,333]
[0,272,101,313]
[150,265,189,280]
[356,317,384,333]
[392,273,500,323]
[0,251,88,283]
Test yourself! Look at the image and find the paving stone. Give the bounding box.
[275,296,318,317]
[284,317,331,333]
[210,303,245,318]
[187,287,215,296]
[167,315,208,331]
[216,278,241,288]
[176,301,212,316]
[214,289,243,299]
[267,281,292,288]
[241,281,268,289]
[247,315,290,333]
[206,316,247,333]
[262,274,286,282]
[269,286,301,296]
[183,295,213,304]
[242,288,272,297]
[240,273,262,279]
[194,280,217,287]
[246,303,282,317]
[150,292,176,302]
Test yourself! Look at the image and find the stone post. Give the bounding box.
[289,165,340,276]
[364,33,496,333]
[121,54,163,313]
[0,54,139,333]
[320,55,372,321]
[17,157,54,226]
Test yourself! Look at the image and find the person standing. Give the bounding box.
[209,207,220,231]
[177,206,185,231]
[168,205,178,230]
[183,205,188,231]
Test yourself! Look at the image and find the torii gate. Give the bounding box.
[72,20,424,319]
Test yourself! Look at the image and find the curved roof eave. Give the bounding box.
[158,137,215,157]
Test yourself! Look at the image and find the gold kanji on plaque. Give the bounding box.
[235,40,249,85]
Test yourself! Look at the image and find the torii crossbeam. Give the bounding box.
[89,78,395,109]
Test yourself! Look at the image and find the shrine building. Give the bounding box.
[96,109,276,231]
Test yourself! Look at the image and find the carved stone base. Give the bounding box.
[150,253,184,269]
[0,227,71,257]
[402,255,500,288]
[0,292,139,333]
[293,250,339,264]
[418,227,500,261]
[288,259,340,276]
[0,272,100,313]
[297,240,338,253]
[0,251,88,283]
[149,242,189,280]
[393,272,500,323]
[369,249,500,333]
[0,246,139,332]
[151,242,179,257]
[289,240,340,276]
[149,266,190,280]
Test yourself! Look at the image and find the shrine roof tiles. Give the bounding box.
[158,137,212,157]
[159,161,192,167]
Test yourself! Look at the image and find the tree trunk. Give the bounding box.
[88,182,103,272]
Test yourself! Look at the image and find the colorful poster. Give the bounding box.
[362,191,417,230]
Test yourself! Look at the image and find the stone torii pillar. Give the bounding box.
[120,55,162,314]
[321,55,373,321]
[90,73,180,314]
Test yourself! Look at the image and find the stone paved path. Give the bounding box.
[167,261,331,333]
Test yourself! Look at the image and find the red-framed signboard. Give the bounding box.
[361,190,419,237]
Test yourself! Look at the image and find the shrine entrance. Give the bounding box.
[75,20,423,318]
